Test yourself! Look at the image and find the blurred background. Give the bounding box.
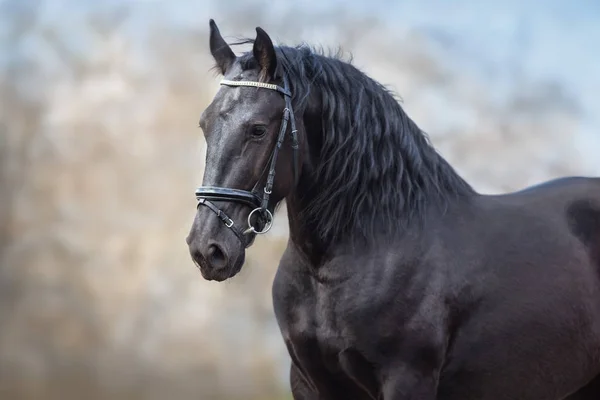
[1,0,599,399]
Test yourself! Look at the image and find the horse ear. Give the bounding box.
[209,19,235,74]
[253,27,277,80]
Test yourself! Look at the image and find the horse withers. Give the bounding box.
[185,19,600,400]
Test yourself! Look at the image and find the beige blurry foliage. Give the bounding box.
[0,14,289,400]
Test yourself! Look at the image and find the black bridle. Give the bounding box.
[194,75,299,247]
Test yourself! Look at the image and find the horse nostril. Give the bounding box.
[207,244,228,270]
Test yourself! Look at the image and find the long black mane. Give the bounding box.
[232,39,475,244]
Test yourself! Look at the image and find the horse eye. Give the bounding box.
[250,125,267,138]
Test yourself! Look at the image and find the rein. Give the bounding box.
[194,75,299,247]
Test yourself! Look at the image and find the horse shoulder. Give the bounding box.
[325,251,452,372]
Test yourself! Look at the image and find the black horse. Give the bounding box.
[186,20,600,400]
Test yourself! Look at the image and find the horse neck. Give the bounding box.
[283,134,475,265]
[284,190,332,266]
[281,75,475,264]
